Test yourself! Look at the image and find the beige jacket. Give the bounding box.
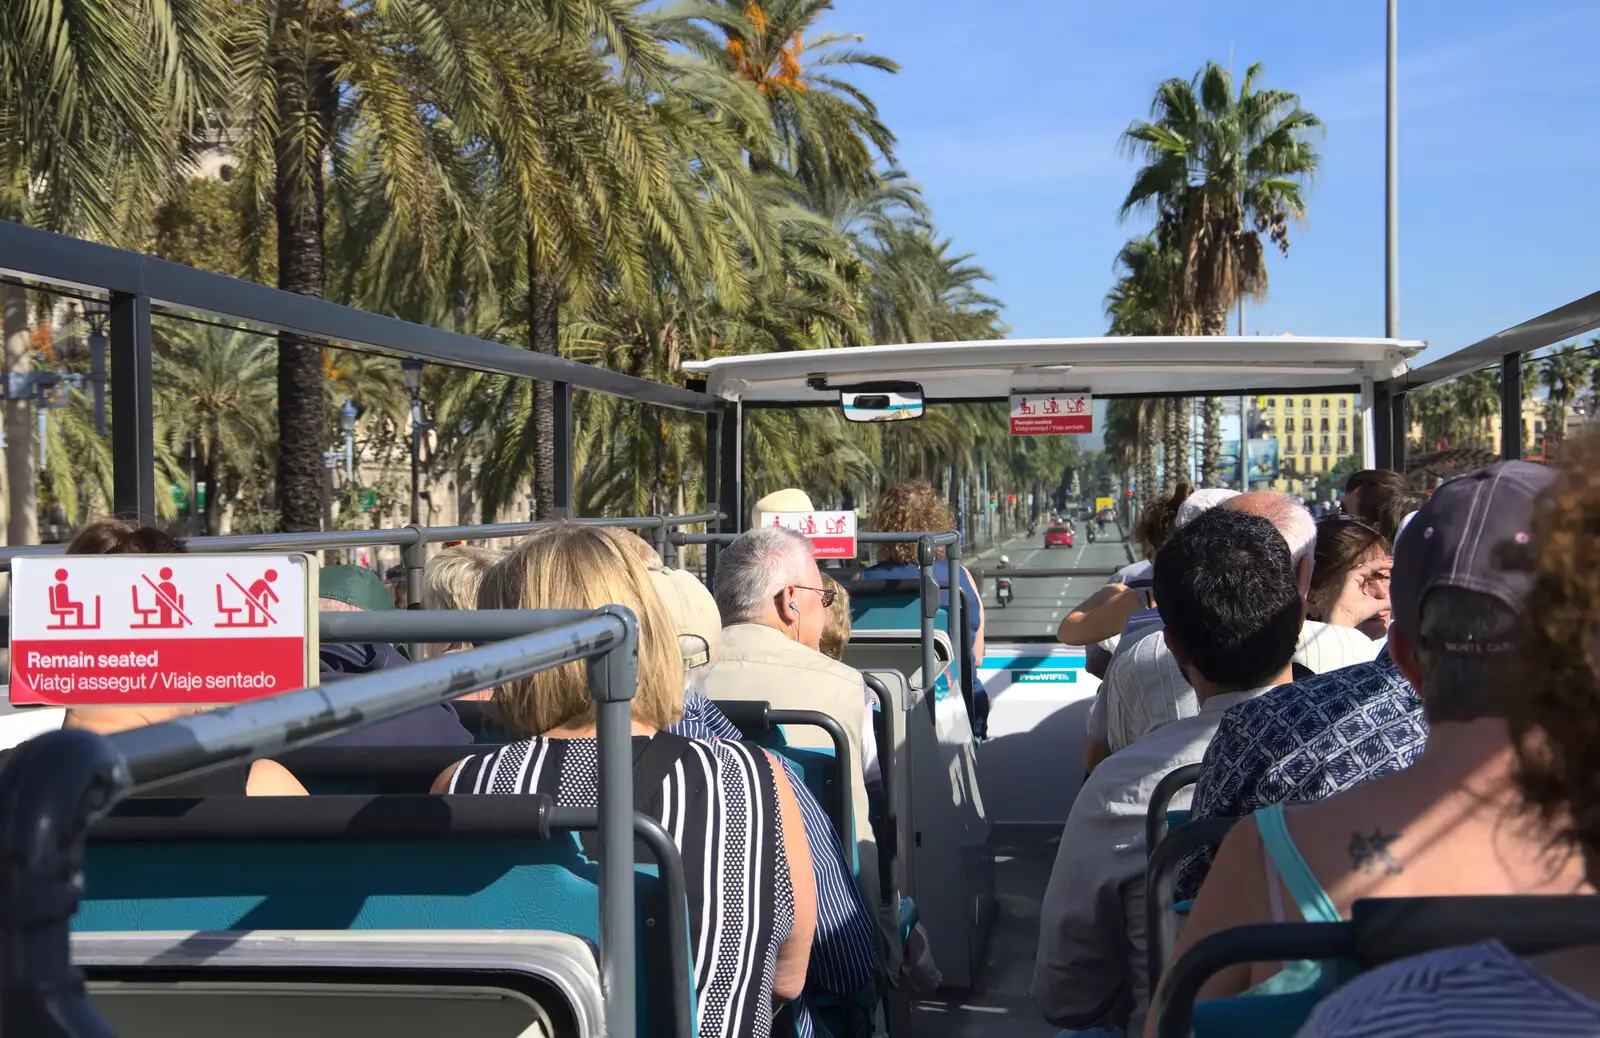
[701,623,880,904]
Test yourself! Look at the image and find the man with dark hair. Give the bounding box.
[1033,509,1301,1038]
[1159,461,1588,1012]
[1341,468,1421,543]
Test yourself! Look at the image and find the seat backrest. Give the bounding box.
[711,700,855,864]
[74,929,603,1038]
[1157,895,1600,1038]
[846,578,976,711]
[78,795,692,1038]
[275,744,482,795]
[1145,763,1203,856]
[1145,815,1240,994]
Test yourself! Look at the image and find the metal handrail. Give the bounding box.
[0,512,724,570]
[0,607,643,1038]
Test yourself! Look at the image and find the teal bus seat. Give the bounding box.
[1166,809,1191,830]
[845,578,977,713]
[1155,895,1600,1038]
[79,795,694,1038]
[711,701,855,860]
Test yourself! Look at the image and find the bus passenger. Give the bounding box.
[752,487,815,530]
[858,481,988,736]
[1172,516,1421,902]
[1155,462,1588,1026]
[1098,493,1380,756]
[701,526,887,953]
[422,544,502,657]
[1034,509,1302,1037]
[654,566,879,1007]
[433,526,817,1038]
[317,565,472,746]
[1297,440,1600,1037]
[1340,468,1424,544]
[15,520,307,796]
[1305,518,1393,640]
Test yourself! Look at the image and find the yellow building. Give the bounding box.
[1252,393,1361,493]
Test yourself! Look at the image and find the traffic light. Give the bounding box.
[1007,494,1015,505]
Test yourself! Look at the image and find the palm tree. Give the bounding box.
[1,0,226,542]
[1539,344,1594,453]
[154,324,278,535]
[660,0,898,195]
[1120,60,1322,486]
[226,0,673,529]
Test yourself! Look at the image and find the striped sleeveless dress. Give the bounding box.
[449,735,795,1038]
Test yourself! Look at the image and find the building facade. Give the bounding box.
[1251,392,1361,495]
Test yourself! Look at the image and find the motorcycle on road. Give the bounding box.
[995,555,1013,608]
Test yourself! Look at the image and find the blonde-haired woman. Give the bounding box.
[433,525,817,1038]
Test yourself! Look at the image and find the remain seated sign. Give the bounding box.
[10,554,318,706]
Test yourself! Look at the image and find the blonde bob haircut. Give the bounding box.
[478,525,684,737]
[425,545,502,611]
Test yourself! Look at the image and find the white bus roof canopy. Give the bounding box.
[682,335,1427,404]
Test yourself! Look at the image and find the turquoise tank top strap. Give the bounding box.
[1256,802,1341,924]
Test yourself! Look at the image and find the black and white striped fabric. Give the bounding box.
[450,735,795,1038]
[1296,940,1600,1037]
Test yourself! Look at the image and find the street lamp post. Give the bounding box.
[340,400,357,482]
[1385,0,1399,338]
[401,359,432,525]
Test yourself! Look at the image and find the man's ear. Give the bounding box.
[1162,626,1192,669]
[1388,625,1424,692]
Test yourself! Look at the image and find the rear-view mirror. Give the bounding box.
[841,383,923,423]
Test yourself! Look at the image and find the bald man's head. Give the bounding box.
[1225,491,1317,597]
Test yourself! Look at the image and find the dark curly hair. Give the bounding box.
[870,482,955,564]
[1510,436,1600,866]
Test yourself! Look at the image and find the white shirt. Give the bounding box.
[1101,620,1381,753]
[1033,687,1273,1035]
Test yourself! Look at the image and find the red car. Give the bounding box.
[1044,524,1073,548]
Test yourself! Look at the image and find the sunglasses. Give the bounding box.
[794,585,838,608]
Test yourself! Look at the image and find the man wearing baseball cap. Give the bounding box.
[1153,462,1590,1014]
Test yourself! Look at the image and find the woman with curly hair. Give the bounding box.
[1285,442,1600,1037]
[859,482,988,735]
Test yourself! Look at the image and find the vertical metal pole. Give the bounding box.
[344,428,354,482]
[403,526,426,655]
[1359,376,1377,469]
[552,381,573,519]
[945,534,968,723]
[1373,382,1394,470]
[1501,353,1523,460]
[36,409,46,472]
[917,536,937,717]
[409,398,423,526]
[726,400,744,533]
[109,291,155,523]
[1240,394,1250,489]
[590,606,641,1038]
[702,401,723,584]
[1390,390,1408,475]
[1385,0,1400,338]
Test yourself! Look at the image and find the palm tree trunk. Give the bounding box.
[1199,397,1222,486]
[528,231,560,520]
[1162,399,1187,493]
[3,284,35,546]
[273,67,336,534]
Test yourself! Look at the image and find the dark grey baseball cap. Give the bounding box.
[1390,460,1554,652]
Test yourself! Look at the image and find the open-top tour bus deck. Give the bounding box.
[1,218,1597,1038]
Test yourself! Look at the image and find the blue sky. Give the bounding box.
[818,0,1599,365]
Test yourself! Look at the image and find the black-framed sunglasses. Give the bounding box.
[794,585,838,608]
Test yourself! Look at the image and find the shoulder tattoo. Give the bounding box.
[1347,828,1404,875]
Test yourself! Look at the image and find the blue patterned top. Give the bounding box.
[1173,649,1426,902]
